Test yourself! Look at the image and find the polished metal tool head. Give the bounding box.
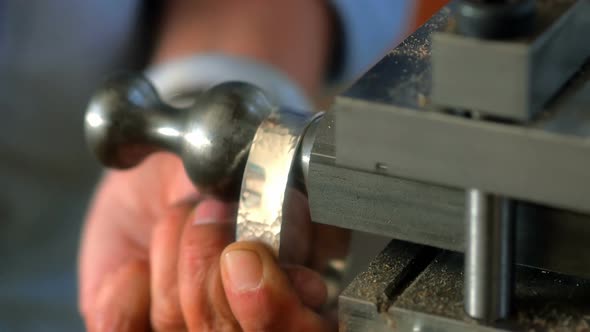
[84,54,322,257]
[85,73,274,199]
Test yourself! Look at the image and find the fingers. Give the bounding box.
[82,165,333,332]
[309,223,351,272]
[221,242,334,332]
[80,154,191,315]
[79,172,154,332]
[150,201,194,331]
[283,265,328,310]
[177,199,239,331]
[88,261,150,332]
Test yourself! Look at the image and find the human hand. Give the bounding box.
[79,153,344,331]
[79,1,345,330]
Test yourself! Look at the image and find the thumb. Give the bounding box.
[220,242,335,332]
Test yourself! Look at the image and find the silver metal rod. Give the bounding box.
[464,189,515,321]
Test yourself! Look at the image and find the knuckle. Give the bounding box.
[179,229,230,272]
[152,291,184,331]
[180,239,219,270]
[177,242,220,296]
[151,307,185,331]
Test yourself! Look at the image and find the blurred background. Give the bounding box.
[0,2,156,330]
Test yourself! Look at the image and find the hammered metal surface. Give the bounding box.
[236,109,323,255]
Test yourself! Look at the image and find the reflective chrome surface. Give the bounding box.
[464,189,515,322]
[300,116,323,187]
[236,110,324,255]
[85,55,321,255]
[85,74,275,199]
[86,55,313,199]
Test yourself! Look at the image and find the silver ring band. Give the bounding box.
[237,110,324,256]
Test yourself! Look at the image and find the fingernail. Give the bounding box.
[223,249,263,292]
[191,200,233,225]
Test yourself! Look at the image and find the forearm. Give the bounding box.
[153,0,334,95]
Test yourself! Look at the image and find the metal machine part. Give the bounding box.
[85,53,312,199]
[84,72,320,255]
[465,190,515,321]
[455,0,527,320]
[336,78,590,215]
[236,110,322,255]
[323,0,590,329]
[85,75,274,199]
[340,240,590,332]
[456,0,536,39]
[433,0,589,121]
[307,112,590,279]
[323,1,590,286]
[336,2,590,214]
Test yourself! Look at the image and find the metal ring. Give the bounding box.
[236,109,348,313]
[236,109,324,256]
